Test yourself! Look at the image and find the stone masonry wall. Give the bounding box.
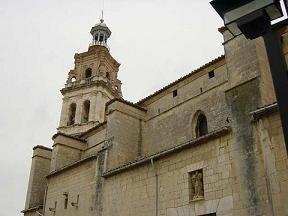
[141,64,229,156]
[106,101,145,170]
[102,133,235,216]
[24,146,52,212]
[45,159,97,216]
[255,112,288,216]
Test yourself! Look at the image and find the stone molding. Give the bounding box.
[46,154,98,179]
[33,145,52,151]
[102,126,231,177]
[21,205,43,213]
[250,102,278,121]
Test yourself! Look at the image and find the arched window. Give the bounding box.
[71,76,76,82]
[99,34,104,42]
[67,103,76,126]
[82,100,90,123]
[85,68,92,78]
[195,114,208,137]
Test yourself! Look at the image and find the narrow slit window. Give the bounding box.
[64,197,68,209]
[173,90,178,97]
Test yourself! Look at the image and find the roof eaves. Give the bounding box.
[79,121,107,138]
[106,98,147,112]
[52,132,86,143]
[136,55,225,105]
[102,126,231,177]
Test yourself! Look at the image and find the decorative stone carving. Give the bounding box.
[190,169,204,201]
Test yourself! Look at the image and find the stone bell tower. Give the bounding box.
[58,19,122,135]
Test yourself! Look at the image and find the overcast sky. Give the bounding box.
[0,0,224,215]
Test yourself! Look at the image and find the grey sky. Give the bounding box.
[0,0,223,215]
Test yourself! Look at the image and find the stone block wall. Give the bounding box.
[106,100,146,170]
[255,112,288,216]
[50,135,86,172]
[24,146,52,214]
[45,159,97,216]
[142,83,229,156]
[102,133,235,216]
[84,127,106,157]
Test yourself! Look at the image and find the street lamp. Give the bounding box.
[211,0,286,39]
[210,0,288,153]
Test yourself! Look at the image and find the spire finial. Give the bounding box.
[100,10,104,23]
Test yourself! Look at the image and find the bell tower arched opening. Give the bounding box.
[82,100,90,123]
[67,103,76,126]
[85,68,92,78]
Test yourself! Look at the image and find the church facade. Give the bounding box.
[22,18,288,216]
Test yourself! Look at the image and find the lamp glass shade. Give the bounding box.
[265,3,283,20]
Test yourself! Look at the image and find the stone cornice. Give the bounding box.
[46,155,98,179]
[60,79,120,98]
[102,126,231,178]
[52,132,86,143]
[137,55,225,106]
[74,45,120,68]
[250,102,278,121]
[21,205,43,213]
[106,98,147,112]
[79,121,107,138]
[33,145,52,151]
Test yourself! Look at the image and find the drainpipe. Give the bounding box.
[150,158,158,216]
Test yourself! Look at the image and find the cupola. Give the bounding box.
[90,19,111,48]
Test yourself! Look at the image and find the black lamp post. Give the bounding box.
[210,0,288,153]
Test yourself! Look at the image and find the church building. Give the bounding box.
[22,17,288,216]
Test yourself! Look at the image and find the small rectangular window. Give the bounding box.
[208,71,215,79]
[173,90,178,97]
